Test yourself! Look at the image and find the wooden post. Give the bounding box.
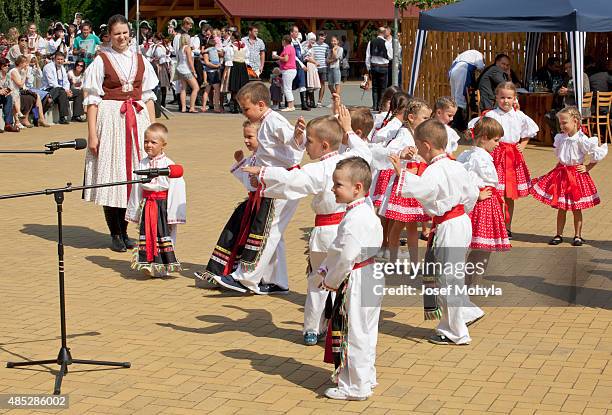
[309,18,316,34]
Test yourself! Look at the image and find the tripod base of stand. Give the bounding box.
[7,347,130,394]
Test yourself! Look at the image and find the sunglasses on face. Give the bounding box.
[76,64,84,67]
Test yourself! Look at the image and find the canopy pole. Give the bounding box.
[408,29,427,95]
[392,6,399,87]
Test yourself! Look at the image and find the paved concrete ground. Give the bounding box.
[0,88,610,414]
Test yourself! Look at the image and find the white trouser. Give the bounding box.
[338,266,381,398]
[433,215,484,344]
[304,251,335,335]
[281,69,297,102]
[169,224,177,247]
[232,198,299,290]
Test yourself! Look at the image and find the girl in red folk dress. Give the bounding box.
[458,117,511,268]
[484,82,539,238]
[530,106,608,246]
[83,14,159,252]
[380,98,432,263]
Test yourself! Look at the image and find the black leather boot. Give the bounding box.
[111,235,127,252]
[300,92,310,111]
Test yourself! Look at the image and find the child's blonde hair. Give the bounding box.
[434,96,457,111]
[306,116,343,150]
[348,106,374,137]
[557,106,582,125]
[272,67,281,75]
[145,122,169,142]
[473,117,504,140]
[179,33,190,48]
[495,81,517,97]
[414,119,447,150]
[242,119,261,130]
[404,98,432,131]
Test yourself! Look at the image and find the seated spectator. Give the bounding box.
[7,35,31,67]
[67,59,86,121]
[477,53,520,110]
[42,52,84,124]
[9,55,50,128]
[0,57,19,132]
[588,60,611,93]
[533,57,564,92]
[559,59,591,116]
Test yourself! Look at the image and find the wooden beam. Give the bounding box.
[309,18,317,34]
[151,8,225,18]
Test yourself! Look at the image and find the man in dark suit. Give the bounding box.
[477,54,519,110]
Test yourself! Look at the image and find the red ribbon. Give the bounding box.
[120,98,144,198]
[498,142,521,200]
[224,187,262,275]
[544,164,581,208]
[143,190,168,262]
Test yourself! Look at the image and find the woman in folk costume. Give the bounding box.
[126,123,186,277]
[531,106,608,246]
[290,26,310,111]
[83,14,159,253]
[448,49,485,131]
[483,81,539,237]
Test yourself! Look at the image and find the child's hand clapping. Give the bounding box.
[478,188,492,200]
[389,153,402,176]
[294,116,306,146]
[234,150,244,162]
[338,105,352,145]
[332,93,342,115]
[242,165,262,176]
[400,146,417,160]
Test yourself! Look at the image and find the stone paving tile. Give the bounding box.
[0,115,610,415]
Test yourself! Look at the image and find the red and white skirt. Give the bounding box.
[371,169,394,208]
[384,164,430,223]
[530,163,600,211]
[493,142,531,199]
[469,188,511,251]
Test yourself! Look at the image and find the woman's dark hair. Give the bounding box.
[107,14,129,31]
[282,35,291,44]
[0,57,10,67]
[74,59,85,69]
[206,37,216,48]
[18,35,28,42]
[494,53,510,63]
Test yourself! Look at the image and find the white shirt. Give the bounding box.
[484,108,539,144]
[457,146,499,188]
[370,126,417,171]
[41,62,70,91]
[146,43,171,64]
[259,133,371,252]
[449,50,485,109]
[231,155,257,192]
[126,153,187,225]
[365,36,392,71]
[553,131,608,166]
[445,125,460,154]
[255,110,304,168]
[82,47,159,106]
[397,155,479,217]
[320,198,383,289]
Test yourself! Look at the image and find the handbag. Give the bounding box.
[246,65,258,80]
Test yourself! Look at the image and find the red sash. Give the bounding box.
[428,204,465,246]
[315,212,344,227]
[498,142,521,199]
[353,257,375,270]
[142,190,168,262]
[483,186,509,223]
[120,98,143,198]
[544,164,581,208]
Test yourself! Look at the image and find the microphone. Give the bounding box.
[133,164,184,178]
[44,139,88,151]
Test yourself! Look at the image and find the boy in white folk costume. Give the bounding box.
[390,119,483,345]
[316,157,383,401]
[203,82,304,294]
[243,105,372,346]
[126,123,186,277]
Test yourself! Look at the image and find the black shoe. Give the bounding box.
[428,334,467,345]
[122,234,136,249]
[548,235,563,245]
[506,229,513,239]
[71,115,86,122]
[211,275,248,293]
[300,92,310,111]
[59,117,70,125]
[111,235,127,252]
[255,283,289,295]
[572,236,585,246]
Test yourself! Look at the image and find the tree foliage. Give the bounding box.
[0,0,41,31]
[394,0,457,10]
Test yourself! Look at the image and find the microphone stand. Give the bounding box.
[1,176,152,395]
[0,149,54,154]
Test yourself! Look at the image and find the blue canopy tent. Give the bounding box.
[408,0,612,115]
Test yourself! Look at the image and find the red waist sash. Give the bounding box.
[429,204,465,246]
[353,257,375,270]
[498,142,521,199]
[545,163,581,208]
[142,190,168,262]
[314,212,345,227]
[120,98,143,199]
[483,186,509,223]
